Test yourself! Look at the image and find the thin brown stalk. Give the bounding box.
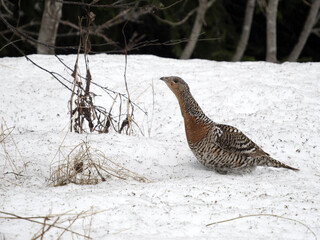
[0,211,91,239]
[56,211,82,240]
[121,21,133,135]
[206,213,316,239]
[32,216,59,240]
[3,119,25,169]
[70,34,82,132]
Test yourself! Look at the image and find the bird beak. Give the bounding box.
[160,77,169,82]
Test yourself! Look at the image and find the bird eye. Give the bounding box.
[173,79,178,83]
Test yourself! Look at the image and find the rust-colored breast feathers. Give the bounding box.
[184,114,210,144]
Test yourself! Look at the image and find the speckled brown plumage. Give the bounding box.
[160,76,299,174]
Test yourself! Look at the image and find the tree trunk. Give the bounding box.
[232,0,255,61]
[288,0,320,61]
[180,0,216,59]
[266,0,279,62]
[37,0,63,54]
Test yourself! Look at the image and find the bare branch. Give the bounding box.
[54,0,137,8]
[312,27,320,37]
[156,0,184,10]
[58,19,118,46]
[1,0,14,15]
[152,8,197,26]
[0,11,80,51]
[94,6,154,33]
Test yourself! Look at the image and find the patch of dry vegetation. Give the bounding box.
[49,139,148,186]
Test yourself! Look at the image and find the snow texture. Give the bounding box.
[0,54,319,239]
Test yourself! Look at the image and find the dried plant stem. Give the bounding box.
[56,211,82,240]
[69,14,120,134]
[70,36,81,132]
[206,213,316,239]
[148,80,155,137]
[32,216,60,240]
[2,118,24,166]
[0,125,14,144]
[1,118,25,175]
[122,21,135,135]
[0,211,92,239]
[130,118,145,136]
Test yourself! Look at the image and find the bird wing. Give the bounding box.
[213,123,268,157]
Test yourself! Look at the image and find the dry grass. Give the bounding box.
[0,118,25,178]
[0,208,103,239]
[49,139,148,186]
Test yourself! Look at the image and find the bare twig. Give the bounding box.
[58,18,118,46]
[0,12,71,51]
[157,0,184,10]
[54,0,138,8]
[152,8,197,26]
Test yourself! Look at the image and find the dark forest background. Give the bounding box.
[0,0,319,62]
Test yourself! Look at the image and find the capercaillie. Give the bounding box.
[160,76,298,174]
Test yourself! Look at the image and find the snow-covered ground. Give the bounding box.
[0,54,319,239]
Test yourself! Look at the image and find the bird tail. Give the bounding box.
[258,156,299,171]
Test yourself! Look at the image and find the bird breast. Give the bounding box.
[183,114,210,144]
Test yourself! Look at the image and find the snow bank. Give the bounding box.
[0,54,319,239]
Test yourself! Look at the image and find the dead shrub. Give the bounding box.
[49,139,148,186]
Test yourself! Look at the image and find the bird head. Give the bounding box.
[160,76,189,96]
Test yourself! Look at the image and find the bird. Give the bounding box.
[160,76,299,174]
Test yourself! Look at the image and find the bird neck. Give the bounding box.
[175,89,207,121]
[175,89,211,143]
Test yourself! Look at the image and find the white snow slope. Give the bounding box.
[0,54,319,240]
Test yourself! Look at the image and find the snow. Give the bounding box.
[0,54,320,239]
